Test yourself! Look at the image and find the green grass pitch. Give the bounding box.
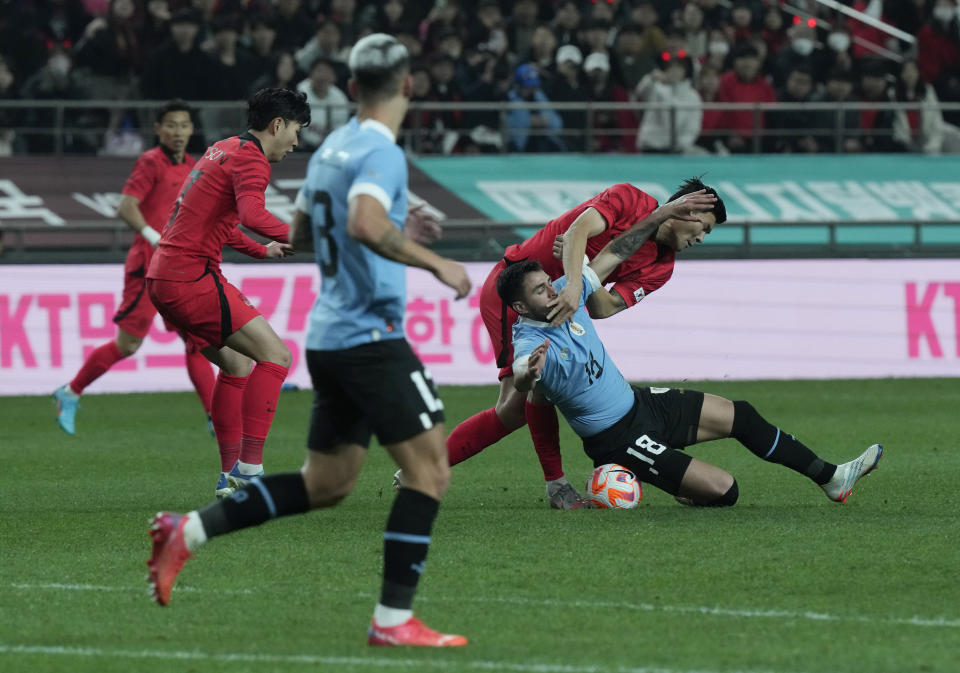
[1,378,959,673]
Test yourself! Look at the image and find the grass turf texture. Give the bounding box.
[1,379,958,673]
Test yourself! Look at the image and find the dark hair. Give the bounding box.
[731,42,759,60]
[497,260,544,305]
[350,35,411,103]
[789,63,814,78]
[247,87,310,130]
[309,56,338,73]
[670,177,727,225]
[156,99,192,123]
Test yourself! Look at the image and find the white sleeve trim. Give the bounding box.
[347,182,392,213]
[582,263,602,293]
[513,354,541,385]
[294,189,309,213]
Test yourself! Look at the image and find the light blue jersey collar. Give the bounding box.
[358,118,396,143]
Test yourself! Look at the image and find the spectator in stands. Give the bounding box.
[635,53,702,154]
[580,18,612,56]
[716,43,776,153]
[506,63,566,152]
[730,2,756,43]
[143,0,173,55]
[917,0,960,123]
[20,45,89,153]
[698,0,731,29]
[328,0,359,44]
[209,15,256,100]
[612,21,661,91]
[250,50,300,96]
[419,0,466,56]
[761,5,788,56]
[461,54,512,153]
[583,51,636,152]
[811,68,861,153]
[466,0,506,52]
[297,58,349,150]
[295,18,350,90]
[526,25,559,73]
[547,44,588,151]
[704,29,731,72]
[428,53,465,154]
[273,0,315,50]
[0,55,24,155]
[768,64,820,153]
[366,0,415,35]
[678,1,709,61]
[857,60,898,152]
[771,21,820,88]
[141,9,214,101]
[892,59,946,154]
[696,64,724,152]
[884,0,929,38]
[551,0,582,48]
[73,0,141,96]
[244,13,279,83]
[814,25,854,83]
[508,0,542,58]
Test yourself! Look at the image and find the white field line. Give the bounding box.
[8,582,960,630]
[0,644,800,673]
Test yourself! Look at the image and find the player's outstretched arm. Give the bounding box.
[405,195,444,245]
[548,207,607,326]
[348,194,471,299]
[116,194,162,247]
[514,338,550,393]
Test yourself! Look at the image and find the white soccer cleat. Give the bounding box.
[822,444,882,503]
[546,476,592,509]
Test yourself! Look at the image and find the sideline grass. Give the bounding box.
[1,378,958,673]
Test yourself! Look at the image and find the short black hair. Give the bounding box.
[246,87,311,131]
[156,99,192,123]
[670,177,727,225]
[497,260,544,306]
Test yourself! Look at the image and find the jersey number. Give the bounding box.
[166,168,203,228]
[584,350,604,385]
[626,434,667,476]
[312,190,338,276]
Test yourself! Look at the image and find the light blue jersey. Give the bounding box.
[512,266,635,437]
[300,117,409,350]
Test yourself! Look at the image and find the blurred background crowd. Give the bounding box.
[1,0,959,156]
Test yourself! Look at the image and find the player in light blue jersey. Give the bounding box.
[138,34,472,649]
[502,240,882,507]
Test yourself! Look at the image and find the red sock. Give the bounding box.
[212,372,247,472]
[69,341,125,394]
[526,401,563,482]
[447,407,513,466]
[185,351,215,416]
[240,361,288,466]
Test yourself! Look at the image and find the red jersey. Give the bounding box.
[122,145,196,264]
[147,133,289,281]
[503,182,675,310]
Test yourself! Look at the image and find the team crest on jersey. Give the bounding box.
[569,321,585,336]
[633,287,645,303]
[559,348,569,359]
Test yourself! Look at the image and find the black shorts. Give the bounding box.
[581,386,705,496]
[306,338,446,451]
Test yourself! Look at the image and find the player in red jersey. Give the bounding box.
[146,88,310,498]
[443,179,725,508]
[53,101,233,436]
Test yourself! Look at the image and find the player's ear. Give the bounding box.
[401,73,413,99]
[272,117,284,135]
[512,300,527,316]
[347,78,359,101]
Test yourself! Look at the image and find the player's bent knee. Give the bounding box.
[707,479,739,507]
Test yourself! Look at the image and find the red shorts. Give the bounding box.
[113,244,157,338]
[146,267,260,351]
[478,258,518,380]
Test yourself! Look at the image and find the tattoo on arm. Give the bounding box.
[372,225,407,260]
[609,221,658,260]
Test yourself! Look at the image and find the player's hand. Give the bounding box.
[265,241,294,259]
[528,338,550,378]
[655,188,717,224]
[434,259,471,299]
[552,234,565,260]
[404,202,444,245]
[547,282,580,326]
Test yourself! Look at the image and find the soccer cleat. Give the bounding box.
[207,418,215,437]
[822,444,883,503]
[215,473,234,499]
[367,616,468,647]
[147,512,193,606]
[546,477,591,510]
[392,469,404,490]
[226,463,264,490]
[52,385,79,435]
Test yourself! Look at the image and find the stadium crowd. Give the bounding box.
[1,0,959,155]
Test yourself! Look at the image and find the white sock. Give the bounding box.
[373,603,413,627]
[61,384,79,400]
[237,461,262,476]
[181,511,207,552]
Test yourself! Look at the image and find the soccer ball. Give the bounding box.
[585,464,641,509]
